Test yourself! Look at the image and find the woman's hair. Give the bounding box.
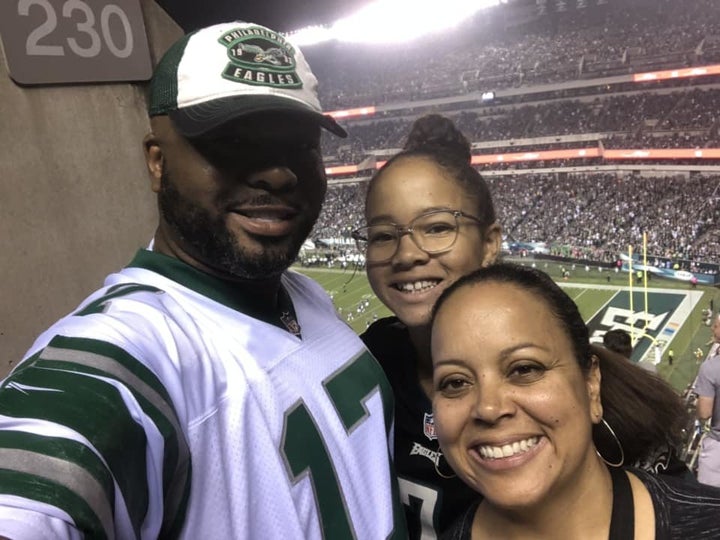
[431,262,689,464]
[589,344,687,465]
[366,114,496,227]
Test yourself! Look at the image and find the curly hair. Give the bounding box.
[366,114,496,227]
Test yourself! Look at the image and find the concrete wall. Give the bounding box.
[0,1,183,377]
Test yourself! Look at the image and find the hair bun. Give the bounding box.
[403,114,472,164]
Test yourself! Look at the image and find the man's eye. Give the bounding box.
[295,141,320,152]
[288,148,322,167]
[192,140,245,161]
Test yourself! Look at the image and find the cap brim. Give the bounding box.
[169,95,347,139]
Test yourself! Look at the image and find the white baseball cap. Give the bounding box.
[147,21,346,138]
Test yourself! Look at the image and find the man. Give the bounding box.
[695,314,720,487]
[603,328,657,373]
[0,22,405,539]
[603,328,633,359]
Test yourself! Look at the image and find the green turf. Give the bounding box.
[296,266,392,332]
[295,259,719,393]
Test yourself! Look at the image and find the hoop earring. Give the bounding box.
[595,418,625,468]
[434,454,456,479]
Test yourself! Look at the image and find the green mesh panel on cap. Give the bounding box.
[147,31,196,116]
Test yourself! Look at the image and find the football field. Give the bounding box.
[296,260,718,393]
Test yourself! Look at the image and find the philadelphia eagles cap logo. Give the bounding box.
[219,27,302,89]
[148,21,347,139]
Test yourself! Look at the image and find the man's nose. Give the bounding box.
[246,165,298,192]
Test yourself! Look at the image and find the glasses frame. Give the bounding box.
[351,209,486,263]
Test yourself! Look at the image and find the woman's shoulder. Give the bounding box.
[632,466,720,497]
[630,467,720,537]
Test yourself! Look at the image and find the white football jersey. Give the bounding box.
[0,250,406,539]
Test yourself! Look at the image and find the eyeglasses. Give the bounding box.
[351,209,486,263]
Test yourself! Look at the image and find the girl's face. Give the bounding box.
[431,281,602,511]
[364,156,500,329]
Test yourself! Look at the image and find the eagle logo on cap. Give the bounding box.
[236,43,289,66]
[219,26,302,89]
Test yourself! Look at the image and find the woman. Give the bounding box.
[431,263,720,539]
[355,114,691,538]
[355,114,501,537]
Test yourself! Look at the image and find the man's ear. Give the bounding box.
[481,222,502,267]
[143,132,163,194]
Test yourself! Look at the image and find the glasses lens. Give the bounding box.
[413,211,459,253]
[362,225,399,261]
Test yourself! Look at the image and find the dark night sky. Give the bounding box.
[156,0,371,33]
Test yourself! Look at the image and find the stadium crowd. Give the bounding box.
[309,174,720,275]
[321,88,720,165]
[306,0,720,108]
[303,0,720,278]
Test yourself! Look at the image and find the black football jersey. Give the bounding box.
[362,317,480,539]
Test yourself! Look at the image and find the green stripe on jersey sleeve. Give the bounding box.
[74,283,163,317]
[37,336,190,498]
[0,359,148,537]
[0,433,118,535]
[46,335,175,406]
[37,335,191,535]
[1,335,191,536]
[0,469,109,539]
[0,430,114,509]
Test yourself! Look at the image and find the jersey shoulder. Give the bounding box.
[283,269,337,314]
[633,467,720,537]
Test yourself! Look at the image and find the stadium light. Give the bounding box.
[287,25,334,46]
[290,0,501,45]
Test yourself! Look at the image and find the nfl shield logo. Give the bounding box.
[423,413,437,440]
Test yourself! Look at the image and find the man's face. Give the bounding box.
[713,317,720,342]
[146,113,327,280]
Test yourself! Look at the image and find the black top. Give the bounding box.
[362,317,481,538]
[441,468,720,540]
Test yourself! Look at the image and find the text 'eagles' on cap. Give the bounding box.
[147,21,346,138]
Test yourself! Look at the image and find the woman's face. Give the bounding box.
[364,156,500,329]
[431,281,602,511]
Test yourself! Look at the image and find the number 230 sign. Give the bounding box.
[0,0,152,85]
